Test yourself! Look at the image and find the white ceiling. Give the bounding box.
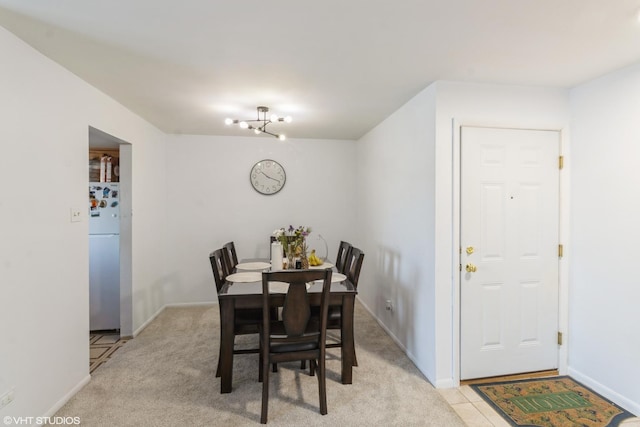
[1,0,639,140]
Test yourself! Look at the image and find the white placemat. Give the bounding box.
[226,272,261,283]
[236,261,271,270]
[268,281,312,293]
[309,262,334,269]
[331,273,347,283]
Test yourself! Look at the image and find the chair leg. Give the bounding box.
[300,360,306,370]
[309,359,316,377]
[317,357,327,415]
[261,357,269,424]
[338,328,358,367]
[216,347,222,377]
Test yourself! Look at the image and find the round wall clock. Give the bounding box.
[250,159,286,195]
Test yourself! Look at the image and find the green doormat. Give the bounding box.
[471,376,635,427]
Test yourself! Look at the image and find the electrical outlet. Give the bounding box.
[0,388,14,409]
[70,207,82,222]
[385,299,393,312]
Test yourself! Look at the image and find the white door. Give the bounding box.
[460,126,560,380]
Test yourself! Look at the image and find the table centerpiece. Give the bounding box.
[273,225,311,269]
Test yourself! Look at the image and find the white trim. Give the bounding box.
[452,121,570,384]
[165,301,217,308]
[356,297,436,387]
[132,305,165,337]
[568,368,640,416]
[42,374,91,422]
[557,127,570,375]
[451,118,461,387]
[42,301,218,421]
[132,302,218,337]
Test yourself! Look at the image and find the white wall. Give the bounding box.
[164,135,357,304]
[0,26,168,419]
[569,63,640,415]
[3,12,637,418]
[356,85,438,380]
[434,81,570,387]
[356,81,570,388]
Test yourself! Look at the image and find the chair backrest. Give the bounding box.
[335,241,352,273]
[209,248,230,293]
[344,247,364,288]
[261,269,332,345]
[223,241,238,270]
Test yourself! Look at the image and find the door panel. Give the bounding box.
[460,126,559,380]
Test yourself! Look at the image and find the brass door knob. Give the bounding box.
[466,246,474,255]
[465,263,477,273]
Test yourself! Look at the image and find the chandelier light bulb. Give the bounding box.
[225,106,292,139]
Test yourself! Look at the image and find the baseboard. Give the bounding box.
[356,297,407,355]
[435,378,456,389]
[568,367,639,416]
[132,302,218,337]
[40,300,233,425]
[132,305,166,337]
[42,374,91,422]
[356,297,438,387]
[165,301,217,308]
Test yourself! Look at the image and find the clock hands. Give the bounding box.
[258,170,281,185]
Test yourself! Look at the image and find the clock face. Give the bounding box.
[250,159,286,195]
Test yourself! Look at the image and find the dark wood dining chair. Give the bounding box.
[209,248,262,378]
[326,247,364,366]
[343,247,364,288]
[223,241,238,271]
[258,269,332,424]
[335,241,352,273]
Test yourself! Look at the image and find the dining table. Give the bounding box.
[217,259,357,393]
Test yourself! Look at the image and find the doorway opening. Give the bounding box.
[88,126,133,350]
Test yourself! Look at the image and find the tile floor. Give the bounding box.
[89,331,129,373]
[438,386,640,427]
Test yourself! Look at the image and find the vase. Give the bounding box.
[287,244,296,270]
[300,252,309,269]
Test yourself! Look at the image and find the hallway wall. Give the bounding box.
[0,25,168,419]
[569,62,640,415]
[356,81,570,388]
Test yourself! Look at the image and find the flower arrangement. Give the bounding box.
[273,225,311,256]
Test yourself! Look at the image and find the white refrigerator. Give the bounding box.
[89,183,120,331]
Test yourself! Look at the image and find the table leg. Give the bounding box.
[219,299,235,393]
[341,295,355,384]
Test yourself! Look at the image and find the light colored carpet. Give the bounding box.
[56,301,465,426]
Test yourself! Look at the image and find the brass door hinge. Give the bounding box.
[558,244,564,258]
[557,331,563,346]
[559,156,564,170]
